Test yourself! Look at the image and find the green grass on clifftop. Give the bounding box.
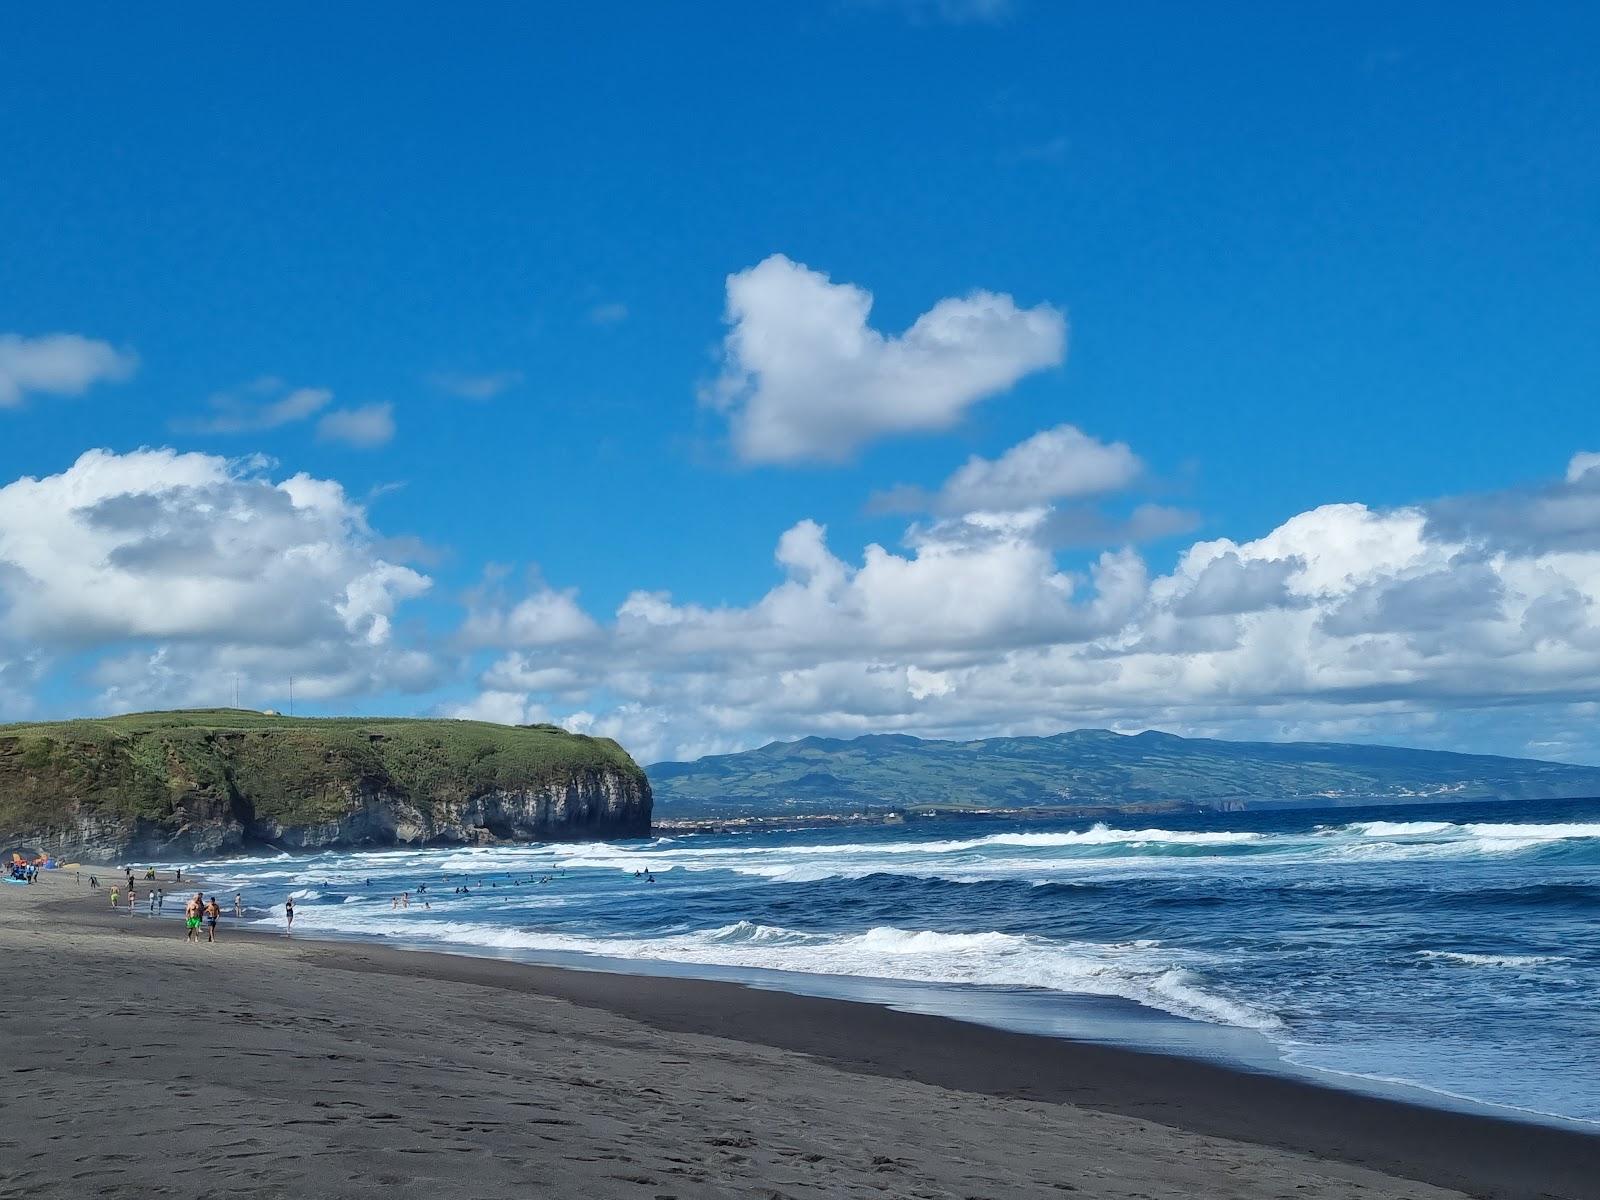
[0,709,646,835]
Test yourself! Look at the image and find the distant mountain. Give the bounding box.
[648,729,1600,817]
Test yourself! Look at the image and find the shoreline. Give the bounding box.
[118,898,1600,1136]
[15,872,1599,1200]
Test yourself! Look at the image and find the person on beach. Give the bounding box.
[184,892,203,943]
[204,896,221,943]
[157,888,165,913]
[110,886,119,909]
[127,887,137,912]
[148,889,157,914]
[233,892,242,917]
[284,896,295,936]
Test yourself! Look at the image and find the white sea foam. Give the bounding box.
[247,906,1279,1032]
[1416,950,1565,968]
[1465,822,1600,843]
[1348,820,1456,837]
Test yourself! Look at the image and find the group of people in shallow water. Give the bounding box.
[95,866,302,938]
[90,861,659,940]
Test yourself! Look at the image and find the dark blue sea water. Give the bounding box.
[180,796,1600,1126]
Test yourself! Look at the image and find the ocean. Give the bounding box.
[174,795,1600,1128]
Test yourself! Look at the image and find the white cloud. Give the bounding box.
[317,402,396,448]
[0,448,434,709]
[705,254,1065,463]
[1566,451,1600,484]
[428,370,524,400]
[176,379,333,433]
[452,455,1600,763]
[0,333,137,407]
[463,582,600,648]
[876,425,1140,514]
[444,690,551,727]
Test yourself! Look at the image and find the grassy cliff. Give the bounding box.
[0,709,650,853]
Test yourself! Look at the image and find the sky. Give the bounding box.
[2,2,1598,764]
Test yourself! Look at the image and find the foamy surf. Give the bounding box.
[187,796,1600,1124]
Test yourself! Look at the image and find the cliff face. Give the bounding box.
[0,710,652,860]
[243,772,651,856]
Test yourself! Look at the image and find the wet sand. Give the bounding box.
[2,869,1595,1199]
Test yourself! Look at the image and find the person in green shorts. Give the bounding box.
[184,891,204,943]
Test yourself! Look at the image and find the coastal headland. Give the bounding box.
[2,869,1595,1200]
[0,709,651,859]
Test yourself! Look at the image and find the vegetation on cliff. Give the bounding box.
[0,709,649,849]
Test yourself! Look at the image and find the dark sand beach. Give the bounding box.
[2,870,1595,1200]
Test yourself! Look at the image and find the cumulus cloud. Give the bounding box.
[1038,502,1200,548]
[0,448,434,709]
[1172,553,1301,617]
[874,425,1140,514]
[450,455,1600,764]
[462,579,601,648]
[444,690,552,727]
[1566,451,1600,483]
[317,402,396,448]
[705,254,1065,463]
[0,333,137,407]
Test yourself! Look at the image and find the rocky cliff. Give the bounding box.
[0,710,651,860]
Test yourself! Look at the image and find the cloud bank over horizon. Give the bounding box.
[3,276,1598,768]
[446,445,1600,763]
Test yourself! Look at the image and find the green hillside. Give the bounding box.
[648,729,1600,817]
[0,709,650,854]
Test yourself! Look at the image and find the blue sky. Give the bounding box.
[3,2,1599,763]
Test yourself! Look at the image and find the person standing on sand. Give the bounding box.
[284,895,295,936]
[204,896,222,943]
[157,888,165,913]
[184,892,203,943]
[233,892,242,918]
[148,889,157,914]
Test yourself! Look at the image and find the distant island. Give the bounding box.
[648,728,1600,820]
[0,709,651,859]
